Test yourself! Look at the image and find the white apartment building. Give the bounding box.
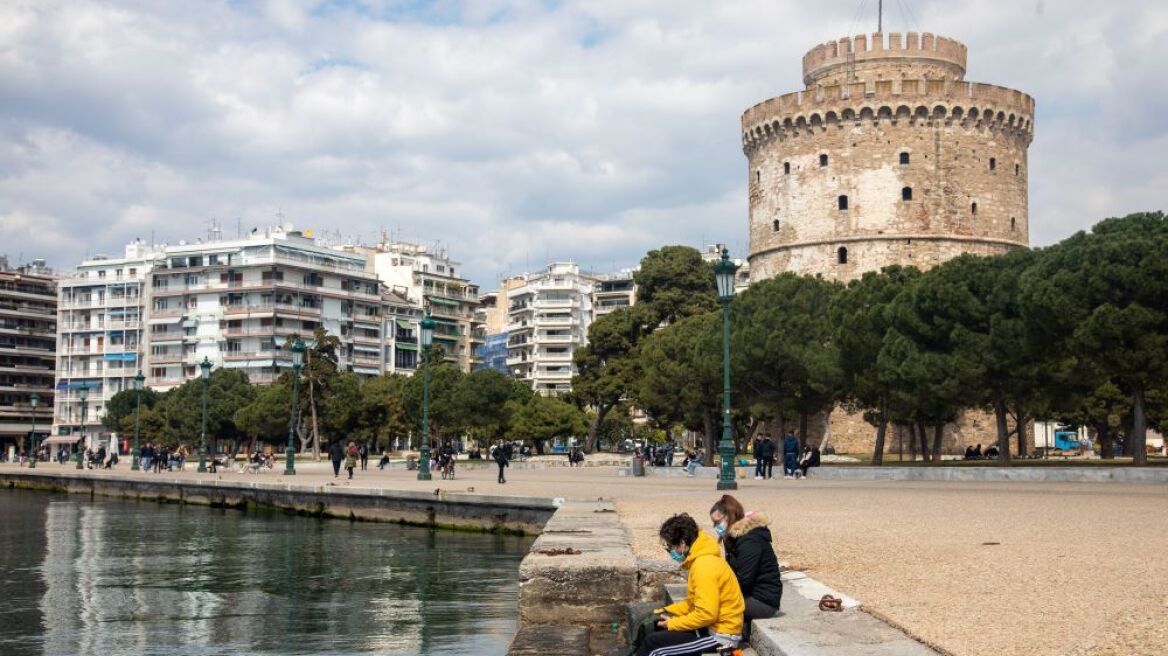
[701,244,751,294]
[592,269,637,320]
[54,227,417,441]
[506,262,594,395]
[353,240,483,372]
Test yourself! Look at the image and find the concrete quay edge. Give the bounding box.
[0,469,558,534]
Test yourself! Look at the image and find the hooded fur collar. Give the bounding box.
[726,511,771,539]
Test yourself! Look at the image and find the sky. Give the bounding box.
[2,0,1165,289]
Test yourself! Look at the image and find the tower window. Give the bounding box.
[755,170,761,184]
[971,202,978,215]
[819,154,829,167]
[1010,217,1017,232]
[902,187,913,201]
[837,247,848,264]
[899,152,910,165]
[784,162,790,175]
[838,195,849,211]
[990,157,997,171]
[1015,164,1020,176]
[772,219,780,232]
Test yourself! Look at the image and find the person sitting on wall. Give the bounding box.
[639,513,744,656]
[796,445,820,479]
[985,444,1000,459]
[377,452,391,470]
[710,495,782,642]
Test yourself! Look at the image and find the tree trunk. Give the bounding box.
[1014,411,1029,457]
[931,422,944,464]
[1132,388,1148,466]
[702,412,716,466]
[896,423,904,462]
[916,419,929,462]
[820,412,832,454]
[872,404,888,467]
[584,402,611,454]
[776,406,786,441]
[993,396,1011,463]
[798,411,808,452]
[1097,423,1114,460]
[309,380,321,460]
[908,423,918,461]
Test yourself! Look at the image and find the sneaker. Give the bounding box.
[754,475,762,480]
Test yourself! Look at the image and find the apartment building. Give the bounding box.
[381,289,422,375]
[592,269,637,320]
[0,258,56,456]
[354,240,483,372]
[506,262,594,395]
[701,244,751,294]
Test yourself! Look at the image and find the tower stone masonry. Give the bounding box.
[743,32,1033,282]
[741,32,1036,454]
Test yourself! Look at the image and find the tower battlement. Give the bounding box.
[803,32,968,87]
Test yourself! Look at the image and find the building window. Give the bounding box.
[989,157,997,171]
[900,152,910,165]
[819,154,829,167]
[971,202,978,215]
[902,187,913,201]
[755,170,760,184]
[784,162,790,175]
[1015,164,1020,176]
[838,195,848,211]
[1010,217,1017,232]
[837,247,848,264]
[772,219,780,231]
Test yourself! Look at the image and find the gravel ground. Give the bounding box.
[9,461,1166,655]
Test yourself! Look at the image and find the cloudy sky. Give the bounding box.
[2,0,1164,287]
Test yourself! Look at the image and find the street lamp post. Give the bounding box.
[714,248,740,491]
[417,314,436,481]
[131,370,145,471]
[76,383,88,470]
[28,393,40,469]
[197,357,212,473]
[284,339,305,476]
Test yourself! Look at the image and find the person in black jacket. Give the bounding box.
[493,440,509,484]
[328,440,344,478]
[710,495,782,642]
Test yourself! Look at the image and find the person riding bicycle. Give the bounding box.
[438,441,456,478]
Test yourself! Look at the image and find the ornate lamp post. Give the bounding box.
[197,356,212,473]
[417,313,436,481]
[131,370,145,471]
[76,383,88,470]
[28,392,40,469]
[713,248,740,491]
[284,339,305,476]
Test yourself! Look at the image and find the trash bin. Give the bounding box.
[632,456,645,477]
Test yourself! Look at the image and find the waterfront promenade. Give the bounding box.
[4,460,1165,656]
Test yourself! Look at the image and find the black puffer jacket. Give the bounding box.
[724,511,782,609]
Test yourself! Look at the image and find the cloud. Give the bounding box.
[0,0,1163,287]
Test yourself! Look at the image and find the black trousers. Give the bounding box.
[637,627,720,656]
[762,458,774,479]
[332,459,341,477]
[497,462,507,483]
[742,595,779,641]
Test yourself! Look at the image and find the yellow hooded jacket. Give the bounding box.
[661,531,745,635]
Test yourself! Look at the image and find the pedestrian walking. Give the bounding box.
[329,440,344,478]
[752,437,763,479]
[344,441,358,480]
[759,435,776,480]
[494,440,509,484]
[358,442,369,471]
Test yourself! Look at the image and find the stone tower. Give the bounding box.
[743,32,1034,283]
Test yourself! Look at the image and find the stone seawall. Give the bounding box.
[617,464,1168,484]
[0,471,558,534]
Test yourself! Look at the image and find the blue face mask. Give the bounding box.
[669,549,685,563]
[713,524,727,538]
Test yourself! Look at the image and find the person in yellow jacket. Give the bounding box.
[638,513,744,656]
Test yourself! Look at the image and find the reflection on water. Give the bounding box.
[0,490,533,656]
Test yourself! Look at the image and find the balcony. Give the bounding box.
[535,334,573,343]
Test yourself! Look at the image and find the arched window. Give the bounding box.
[772,219,780,232]
[755,170,761,184]
[784,162,791,175]
[837,247,848,264]
[838,195,848,210]
[971,202,978,215]
[899,152,910,165]
[1010,217,1017,232]
[989,157,997,171]
[902,187,913,201]
[1015,164,1020,176]
[819,154,829,167]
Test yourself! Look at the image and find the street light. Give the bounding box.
[284,339,305,476]
[197,356,212,473]
[76,383,88,470]
[28,392,40,469]
[417,313,436,481]
[714,248,740,491]
[131,370,145,471]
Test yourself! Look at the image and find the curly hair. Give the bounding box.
[658,513,699,548]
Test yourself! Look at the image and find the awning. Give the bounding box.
[395,319,414,329]
[428,296,460,307]
[394,343,417,351]
[223,360,275,369]
[150,339,183,346]
[41,435,83,445]
[148,316,182,325]
[434,334,459,342]
[352,367,381,375]
[103,353,137,362]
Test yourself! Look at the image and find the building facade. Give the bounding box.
[0,258,56,457]
[740,32,1035,454]
[356,241,483,372]
[742,32,1033,283]
[506,263,594,395]
[591,269,637,321]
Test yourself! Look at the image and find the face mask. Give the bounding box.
[669,549,686,563]
[713,523,727,538]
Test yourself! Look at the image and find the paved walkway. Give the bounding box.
[5,460,1166,656]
